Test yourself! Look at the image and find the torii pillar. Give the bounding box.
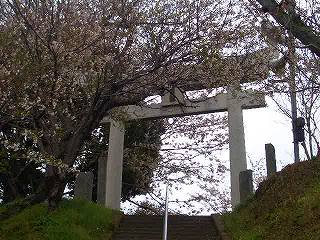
[227,93,247,207]
[104,120,125,210]
[101,89,265,210]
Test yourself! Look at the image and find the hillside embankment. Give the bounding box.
[0,199,120,240]
[223,159,320,240]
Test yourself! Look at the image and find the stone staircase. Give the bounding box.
[112,215,221,240]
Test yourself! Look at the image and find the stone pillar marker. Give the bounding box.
[239,170,253,204]
[265,143,277,177]
[227,92,247,208]
[105,120,125,209]
[97,152,107,205]
[74,172,94,201]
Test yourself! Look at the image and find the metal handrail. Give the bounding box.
[162,185,169,240]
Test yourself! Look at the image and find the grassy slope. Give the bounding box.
[223,159,320,240]
[0,199,120,240]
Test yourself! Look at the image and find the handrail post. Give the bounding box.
[162,185,169,240]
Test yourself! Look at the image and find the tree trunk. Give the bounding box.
[18,166,68,209]
[3,178,21,203]
[44,165,68,210]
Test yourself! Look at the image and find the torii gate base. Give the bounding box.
[100,89,266,210]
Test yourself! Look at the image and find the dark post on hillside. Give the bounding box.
[265,143,277,177]
[239,170,253,204]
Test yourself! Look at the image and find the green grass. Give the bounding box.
[0,199,120,240]
[223,159,320,240]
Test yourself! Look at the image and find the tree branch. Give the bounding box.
[256,0,320,57]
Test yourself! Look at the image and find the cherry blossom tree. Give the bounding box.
[0,0,276,210]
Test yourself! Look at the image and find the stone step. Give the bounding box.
[120,216,213,223]
[116,228,214,234]
[112,215,221,240]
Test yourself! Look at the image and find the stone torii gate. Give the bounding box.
[99,88,266,210]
